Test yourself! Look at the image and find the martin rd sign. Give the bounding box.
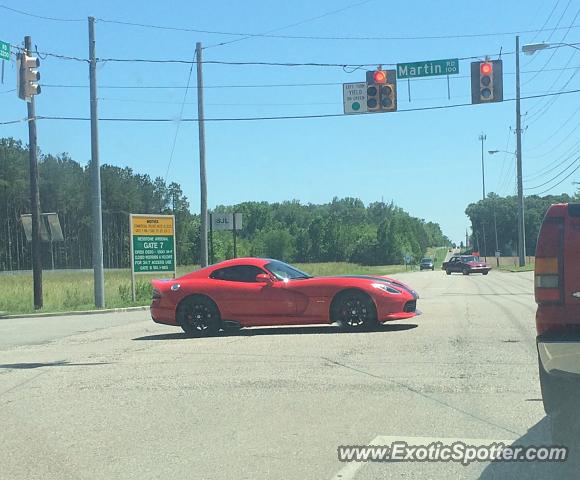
[0,40,10,61]
[397,58,459,79]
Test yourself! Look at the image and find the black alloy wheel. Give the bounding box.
[177,296,221,337]
[334,292,377,331]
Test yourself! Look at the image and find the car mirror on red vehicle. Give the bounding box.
[255,273,274,284]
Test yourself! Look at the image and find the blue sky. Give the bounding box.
[1,0,579,244]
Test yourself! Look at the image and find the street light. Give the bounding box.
[522,42,580,55]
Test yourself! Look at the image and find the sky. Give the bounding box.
[0,0,579,244]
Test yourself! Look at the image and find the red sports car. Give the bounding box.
[150,258,419,336]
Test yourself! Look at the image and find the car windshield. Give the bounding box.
[264,260,312,280]
[421,258,432,262]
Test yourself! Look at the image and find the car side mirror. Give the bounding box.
[255,273,273,284]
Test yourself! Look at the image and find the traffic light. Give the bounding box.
[471,59,503,104]
[17,52,41,101]
[366,69,397,113]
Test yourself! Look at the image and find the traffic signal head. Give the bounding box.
[366,70,397,112]
[17,52,41,101]
[471,60,502,104]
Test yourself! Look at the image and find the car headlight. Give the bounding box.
[371,283,401,294]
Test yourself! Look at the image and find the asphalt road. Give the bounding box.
[0,270,577,479]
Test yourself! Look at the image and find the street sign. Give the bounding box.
[0,40,10,61]
[130,214,176,301]
[343,82,368,114]
[211,213,243,231]
[397,58,459,79]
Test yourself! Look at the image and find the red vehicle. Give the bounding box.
[442,255,491,275]
[151,258,419,336]
[535,203,580,442]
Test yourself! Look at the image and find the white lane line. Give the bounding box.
[330,435,515,480]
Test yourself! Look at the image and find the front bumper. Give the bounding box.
[538,334,580,378]
[468,266,490,273]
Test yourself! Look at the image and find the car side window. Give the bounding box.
[210,265,265,283]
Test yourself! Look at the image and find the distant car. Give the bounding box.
[535,203,580,443]
[419,257,434,271]
[150,257,419,336]
[442,255,491,275]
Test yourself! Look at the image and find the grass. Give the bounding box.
[0,262,409,315]
[425,246,451,268]
[497,263,535,273]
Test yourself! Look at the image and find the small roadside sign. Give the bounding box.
[397,58,459,79]
[343,82,368,114]
[129,214,177,301]
[211,213,242,231]
[0,40,10,61]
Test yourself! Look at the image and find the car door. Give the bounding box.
[449,257,460,272]
[209,265,297,325]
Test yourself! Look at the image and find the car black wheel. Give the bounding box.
[482,271,489,275]
[462,268,470,275]
[177,295,221,337]
[431,266,435,271]
[446,269,451,275]
[333,291,377,331]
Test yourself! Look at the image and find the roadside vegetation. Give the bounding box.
[1,138,451,274]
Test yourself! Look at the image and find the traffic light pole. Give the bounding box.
[88,16,105,308]
[24,35,42,309]
[196,42,208,267]
[515,35,525,267]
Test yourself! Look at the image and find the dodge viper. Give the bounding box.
[151,258,419,336]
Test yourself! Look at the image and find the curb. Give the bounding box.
[0,305,149,320]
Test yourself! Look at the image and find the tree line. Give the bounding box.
[0,137,450,270]
[465,191,579,257]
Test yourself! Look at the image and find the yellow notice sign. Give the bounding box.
[131,215,174,236]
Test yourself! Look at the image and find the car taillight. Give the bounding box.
[535,216,564,305]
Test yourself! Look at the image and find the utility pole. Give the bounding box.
[515,35,525,267]
[479,133,486,200]
[196,42,208,267]
[24,35,42,309]
[88,17,105,307]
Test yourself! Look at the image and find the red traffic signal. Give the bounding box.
[480,63,492,75]
[470,60,503,104]
[373,70,387,84]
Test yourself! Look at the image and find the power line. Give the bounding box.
[535,161,580,195]
[0,4,84,22]
[37,64,580,92]
[20,88,580,124]
[526,143,580,181]
[164,50,196,181]
[525,156,579,190]
[525,134,580,180]
[95,18,580,41]
[525,105,580,155]
[521,7,580,87]
[3,2,580,42]
[205,0,377,49]
[546,0,574,42]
